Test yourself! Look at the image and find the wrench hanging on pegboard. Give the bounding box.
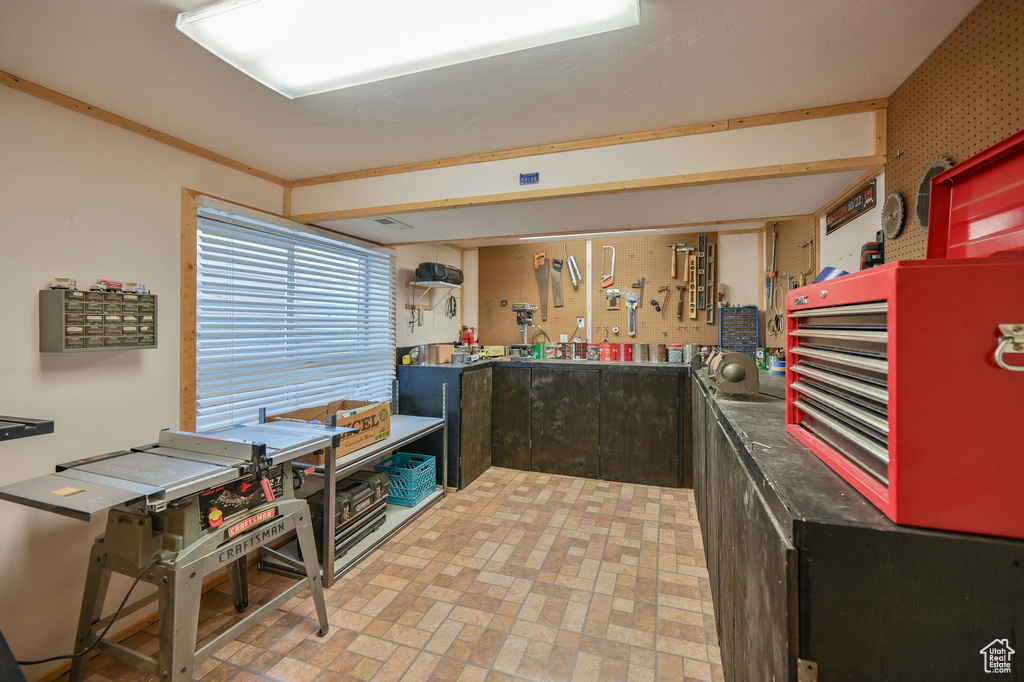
[688,254,698,319]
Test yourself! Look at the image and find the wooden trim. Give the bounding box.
[727,99,887,130]
[874,109,887,157]
[287,99,887,188]
[812,167,884,220]
[291,156,887,224]
[1,70,286,187]
[283,186,293,216]
[384,216,813,246]
[180,189,199,432]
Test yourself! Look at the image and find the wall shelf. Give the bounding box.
[406,281,461,310]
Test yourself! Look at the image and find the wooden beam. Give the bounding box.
[286,99,887,188]
[727,99,888,130]
[180,189,199,433]
[286,120,726,187]
[383,215,814,246]
[874,108,887,157]
[283,186,293,216]
[290,156,887,224]
[1,70,287,187]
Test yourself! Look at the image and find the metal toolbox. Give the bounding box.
[785,129,1024,539]
[307,476,387,561]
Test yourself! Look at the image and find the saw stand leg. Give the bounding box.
[69,503,329,681]
[226,556,249,613]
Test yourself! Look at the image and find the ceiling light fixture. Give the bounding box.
[518,228,661,241]
[176,0,641,99]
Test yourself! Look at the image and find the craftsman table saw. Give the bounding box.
[0,419,351,681]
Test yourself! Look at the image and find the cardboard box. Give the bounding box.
[434,344,455,364]
[268,400,391,464]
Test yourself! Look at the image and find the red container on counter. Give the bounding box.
[600,343,614,361]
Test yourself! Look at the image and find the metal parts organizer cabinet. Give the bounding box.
[785,129,1024,540]
[718,305,759,359]
[39,289,157,352]
[260,393,448,588]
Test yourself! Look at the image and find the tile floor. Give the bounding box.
[69,467,723,682]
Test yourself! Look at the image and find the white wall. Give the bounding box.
[717,232,761,307]
[818,173,884,272]
[0,86,283,677]
[394,244,467,347]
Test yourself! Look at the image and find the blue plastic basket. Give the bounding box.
[375,453,436,507]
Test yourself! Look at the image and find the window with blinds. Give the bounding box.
[195,202,396,431]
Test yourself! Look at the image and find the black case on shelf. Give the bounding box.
[307,477,387,561]
[415,262,464,285]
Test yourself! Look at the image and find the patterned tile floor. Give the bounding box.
[69,467,723,682]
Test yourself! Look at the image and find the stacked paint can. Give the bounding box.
[600,343,614,361]
[651,344,667,362]
[667,345,683,362]
[633,343,650,362]
[771,356,786,375]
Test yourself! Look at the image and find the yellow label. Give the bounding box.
[50,486,85,497]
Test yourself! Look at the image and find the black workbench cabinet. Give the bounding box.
[399,360,692,489]
[692,375,1024,681]
[396,363,491,489]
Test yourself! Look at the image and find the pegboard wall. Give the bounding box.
[763,218,816,347]
[885,0,1023,262]
[477,233,721,346]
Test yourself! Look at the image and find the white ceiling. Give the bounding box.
[1,0,978,247]
[0,0,978,181]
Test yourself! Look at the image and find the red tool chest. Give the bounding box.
[785,129,1024,539]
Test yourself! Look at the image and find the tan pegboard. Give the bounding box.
[763,218,816,347]
[478,233,722,346]
[885,0,1023,262]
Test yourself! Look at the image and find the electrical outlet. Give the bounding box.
[576,317,585,328]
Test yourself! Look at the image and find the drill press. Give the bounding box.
[512,302,537,345]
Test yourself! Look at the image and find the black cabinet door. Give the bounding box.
[600,370,680,487]
[530,368,600,478]
[460,367,492,487]
[491,366,531,471]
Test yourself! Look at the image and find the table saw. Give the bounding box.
[0,419,351,681]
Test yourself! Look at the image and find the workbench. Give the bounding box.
[398,359,692,488]
[693,373,1024,681]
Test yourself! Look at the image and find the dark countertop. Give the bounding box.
[398,358,692,373]
[697,371,917,539]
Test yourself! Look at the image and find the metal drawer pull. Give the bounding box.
[788,301,888,318]
[792,381,889,435]
[995,324,1024,372]
[795,400,890,465]
[791,346,889,374]
[791,364,889,403]
[790,328,888,343]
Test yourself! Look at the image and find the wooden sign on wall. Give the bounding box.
[825,180,876,235]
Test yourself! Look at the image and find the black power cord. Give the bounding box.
[16,556,159,666]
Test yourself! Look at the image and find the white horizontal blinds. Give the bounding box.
[195,205,396,431]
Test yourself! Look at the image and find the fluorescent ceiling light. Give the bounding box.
[519,229,660,241]
[176,0,641,99]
